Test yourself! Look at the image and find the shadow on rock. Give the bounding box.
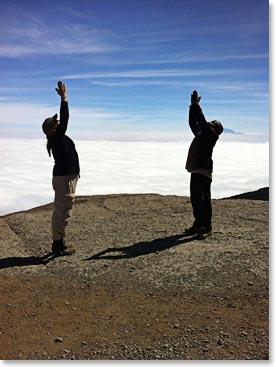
[85,233,198,260]
[0,253,58,269]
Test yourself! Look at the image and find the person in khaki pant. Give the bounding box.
[42,81,80,256]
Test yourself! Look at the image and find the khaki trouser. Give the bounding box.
[52,174,79,241]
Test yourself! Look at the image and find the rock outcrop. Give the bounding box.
[223,187,269,201]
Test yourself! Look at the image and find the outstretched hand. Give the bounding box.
[191,90,201,105]
[55,81,67,98]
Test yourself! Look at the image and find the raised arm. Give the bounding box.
[55,81,69,135]
[189,90,208,136]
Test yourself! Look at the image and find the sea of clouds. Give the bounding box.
[0,138,269,216]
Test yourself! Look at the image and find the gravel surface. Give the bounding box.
[0,193,269,360]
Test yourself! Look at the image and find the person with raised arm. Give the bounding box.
[42,81,80,255]
[185,90,223,238]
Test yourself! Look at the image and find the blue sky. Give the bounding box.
[0,0,269,140]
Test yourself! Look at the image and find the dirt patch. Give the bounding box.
[0,194,269,360]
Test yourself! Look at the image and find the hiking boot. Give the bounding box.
[52,239,76,256]
[199,224,212,234]
[185,223,201,235]
[196,225,212,239]
[52,239,66,253]
[59,245,76,256]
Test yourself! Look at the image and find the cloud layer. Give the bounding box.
[0,139,269,216]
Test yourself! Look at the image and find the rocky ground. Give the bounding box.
[0,193,269,360]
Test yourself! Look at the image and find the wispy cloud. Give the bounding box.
[0,1,268,139]
[88,79,267,93]
[0,39,114,58]
[194,81,267,93]
[0,15,117,57]
[63,68,238,80]
[56,6,92,20]
[0,98,268,140]
[89,80,188,87]
[86,53,268,67]
[0,102,146,137]
[0,46,37,57]
[0,102,125,125]
[0,97,14,101]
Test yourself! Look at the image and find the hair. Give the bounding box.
[46,137,52,157]
[43,114,58,156]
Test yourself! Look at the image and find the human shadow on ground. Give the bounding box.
[85,233,199,261]
[0,252,58,270]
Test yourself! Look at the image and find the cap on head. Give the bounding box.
[42,113,58,136]
[211,120,223,135]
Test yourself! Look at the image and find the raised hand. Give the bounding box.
[191,90,201,105]
[55,81,67,98]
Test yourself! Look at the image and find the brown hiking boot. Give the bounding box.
[59,245,76,256]
[52,239,76,256]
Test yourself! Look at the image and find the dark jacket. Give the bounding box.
[185,104,219,173]
[48,101,80,176]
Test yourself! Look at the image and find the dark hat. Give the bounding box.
[211,120,223,135]
[42,113,58,135]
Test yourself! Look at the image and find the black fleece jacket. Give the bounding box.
[48,101,80,176]
[185,104,219,173]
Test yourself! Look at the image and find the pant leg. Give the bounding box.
[52,175,79,241]
[201,175,212,226]
[190,173,212,226]
[190,173,202,226]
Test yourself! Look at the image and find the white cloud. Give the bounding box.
[0,102,148,139]
[91,53,268,66]
[0,139,269,216]
[0,103,55,125]
[0,101,268,141]
[63,68,238,80]
[88,79,267,95]
[0,16,116,57]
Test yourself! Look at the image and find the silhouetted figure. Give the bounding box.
[185,90,223,237]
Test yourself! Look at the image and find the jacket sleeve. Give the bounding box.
[189,104,208,136]
[56,101,69,136]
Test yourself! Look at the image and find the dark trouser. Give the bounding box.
[190,173,212,227]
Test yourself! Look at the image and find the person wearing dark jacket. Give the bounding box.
[42,81,80,255]
[185,90,223,237]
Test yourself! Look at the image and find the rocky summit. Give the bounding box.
[0,192,269,360]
